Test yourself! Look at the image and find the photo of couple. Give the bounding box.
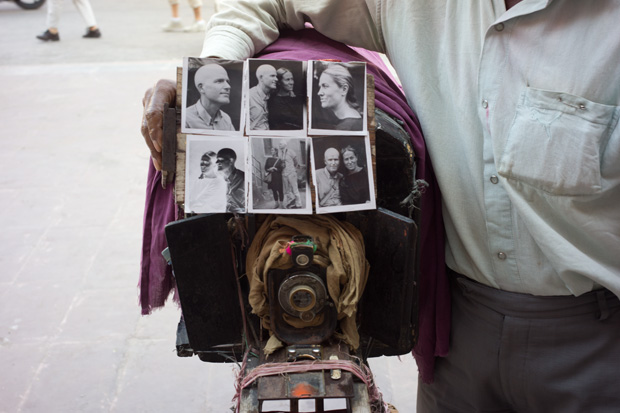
[311,135,376,214]
[246,59,307,134]
[184,136,247,214]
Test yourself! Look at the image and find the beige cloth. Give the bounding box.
[245,215,369,353]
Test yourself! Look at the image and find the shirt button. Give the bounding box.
[497,252,507,260]
[495,23,505,31]
[490,175,499,184]
[482,100,489,109]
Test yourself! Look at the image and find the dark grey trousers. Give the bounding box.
[417,273,620,413]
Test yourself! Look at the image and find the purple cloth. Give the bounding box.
[138,28,449,382]
[138,166,178,315]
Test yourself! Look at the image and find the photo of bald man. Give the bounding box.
[182,57,245,135]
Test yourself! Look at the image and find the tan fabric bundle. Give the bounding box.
[245,215,369,354]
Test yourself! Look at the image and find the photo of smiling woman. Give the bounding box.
[188,150,227,212]
[268,66,306,131]
[309,61,367,135]
[339,145,371,205]
[181,57,245,135]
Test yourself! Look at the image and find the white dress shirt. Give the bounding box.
[200,0,620,297]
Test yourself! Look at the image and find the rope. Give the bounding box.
[232,349,389,412]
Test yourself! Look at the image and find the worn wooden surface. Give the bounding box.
[161,103,177,188]
[367,74,377,198]
[174,67,186,206]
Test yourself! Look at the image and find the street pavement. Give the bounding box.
[0,0,419,411]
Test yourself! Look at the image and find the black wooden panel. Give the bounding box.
[161,102,177,178]
[165,214,243,351]
[374,109,417,216]
[357,208,418,355]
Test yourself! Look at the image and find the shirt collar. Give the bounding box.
[226,168,241,183]
[496,0,555,24]
[255,85,270,101]
[197,101,223,126]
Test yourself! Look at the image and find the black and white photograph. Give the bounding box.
[245,59,306,135]
[185,135,247,214]
[308,61,367,136]
[181,57,245,135]
[310,135,376,214]
[249,136,311,214]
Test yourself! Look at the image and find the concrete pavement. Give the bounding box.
[0,1,419,411]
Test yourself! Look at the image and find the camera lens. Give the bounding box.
[289,286,316,312]
[277,272,328,321]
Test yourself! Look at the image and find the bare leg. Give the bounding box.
[192,6,202,22]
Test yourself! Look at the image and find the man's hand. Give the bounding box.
[141,79,176,170]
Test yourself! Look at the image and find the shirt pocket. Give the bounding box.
[497,87,619,196]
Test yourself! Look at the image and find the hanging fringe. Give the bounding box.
[399,179,429,218]
[229,214,250,250]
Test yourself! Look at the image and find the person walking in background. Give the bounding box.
[162,0,206,33]
[36,0,101,42]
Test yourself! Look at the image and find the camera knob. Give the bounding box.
[299,310,316,322]
[295,253,311,266]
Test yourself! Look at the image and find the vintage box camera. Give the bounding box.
[164,109,419,361]
[266,235,337,345]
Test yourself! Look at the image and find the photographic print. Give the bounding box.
[181,57,245,135]
[248,136,311,214]
[245,59,307,136]
[308,61,367,136]
[185,135,247,214]
[310,135,376,214]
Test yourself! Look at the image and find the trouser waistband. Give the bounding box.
[447,268,620,320]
